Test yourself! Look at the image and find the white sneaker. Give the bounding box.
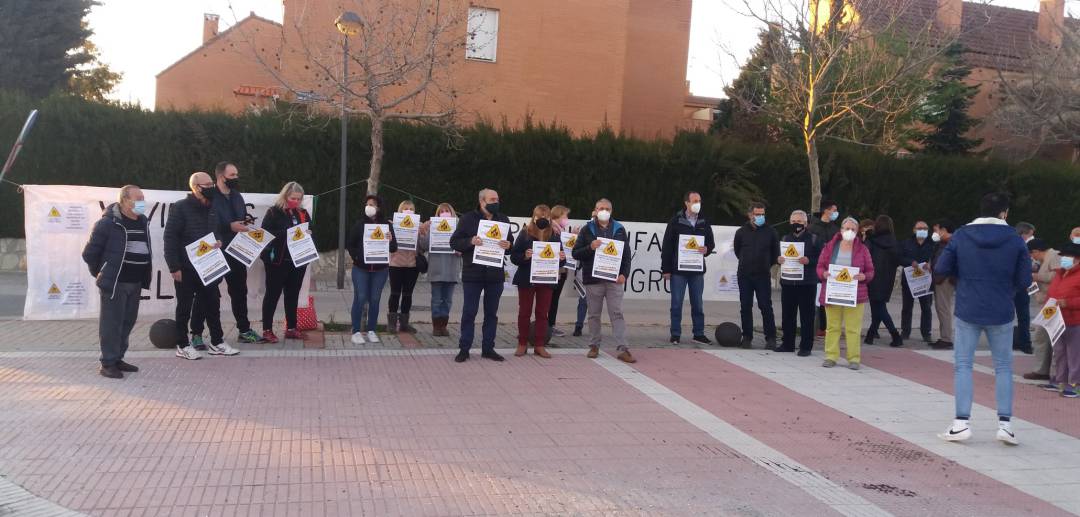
[351,332,365,344]
[939,419,972,442]
[367,331,380,343]
[997,422,1019,446]
[206,341,240,356]
[176,345,203,360]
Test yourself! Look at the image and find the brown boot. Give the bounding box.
[514,342,527,357]
[432,317,450,336]
[533,345,552,358]
[587,346,599,359]
[616,349,636,363]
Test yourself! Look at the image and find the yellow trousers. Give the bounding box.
[824,304,866,364]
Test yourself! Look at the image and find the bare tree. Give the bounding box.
[726,0,962,209]
[994,22,1080,163]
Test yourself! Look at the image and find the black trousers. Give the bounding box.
[388,266,420,315]
[175,270,223,346]
[781,284,817,351]
[900,279,933,338]
[738,275,776,339]
[191,253,249,335]
[548,272,568,326]
[263,263,308,330]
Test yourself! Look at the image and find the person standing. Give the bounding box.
[936,193,1031,445]
[209,161,261,344]
[866,215,903,347]
[817,218,875,370]
[900,220,937,343]
[1013,222,1037,354]
[547,205,573,339]
[777,210,820,355]
[661,191,716,345]
[346,195,397,345]
[510,205,563,358]
[809,200,841,337]
[82,185,152,378]
[259,182,311,343]
[732,202,779,349]
[418,202,461,337]
[1023,238,1061,381]
[573,198,636,363]
[450,189,513,363]
[929,221,958,350]
[1045,243,1080,398]
[165,172,240,360]
[388,200,421,334]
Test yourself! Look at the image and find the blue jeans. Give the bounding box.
[738,275,776,339]
[954,317,1014,419]
[575,295,588,328]
[459,280,504,352]
[430,282,456,319]
[351,267,389,333]
[670,273,705,338]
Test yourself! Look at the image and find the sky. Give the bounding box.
[86,0,1053,108]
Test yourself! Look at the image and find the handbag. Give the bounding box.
[416,252,429,274]
[296,296,318,331]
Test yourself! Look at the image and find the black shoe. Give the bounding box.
[863,334,876,345]
[930,340,953,350]
[765,338,777,350]
[481,350,505,362]
[116,360,139,372]
[1018,345,1033,355]
[739,337,753,349]
[99,365,122,379]
[797,349,812,357]
[922,334,933,344]
[572,327,582,337]
[901,331,911,340]
[454,350,469,363]
[773,345,795,353]
[889,334,904,348]
[670,336,680,345]
[692,335,712,345]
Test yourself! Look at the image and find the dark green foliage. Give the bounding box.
[0,0,103,97]
[916,43,983,154]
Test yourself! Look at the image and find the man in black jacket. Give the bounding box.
[899,220,937,342]
[660,191,715,345]
[207,161,261,344]
[82,185,152,379]
[572,198,636,363]
[777,210,820,355]
[732,202,780,349]
[164,172,239,360]
[449,188,513,363]
[808,199,840,337]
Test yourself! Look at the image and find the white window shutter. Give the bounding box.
[466,8,499,62]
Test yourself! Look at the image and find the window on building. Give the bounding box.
[466,7,499,62]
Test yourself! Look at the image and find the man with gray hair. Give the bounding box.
[572,198,636,363]
[777,209,820,355]
[82,185,152,379]
[1013,221,1036,354]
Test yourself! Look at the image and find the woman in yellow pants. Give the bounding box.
[816,217,876,370]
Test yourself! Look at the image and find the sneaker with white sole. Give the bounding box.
[367,331,380,343]
[176,345,203,360]
[206,341,240,356]
[351,332,366,345]
[997,421,1019,446]
[939,419,972,442]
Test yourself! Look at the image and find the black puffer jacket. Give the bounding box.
[450,209,513,283]
[82,203,152,297]
[733,222,780,278]
[867,232,901,301]
[510,229,563,287]
[261,206,311,267]
[164,194,220,273]
[346,216,398,271]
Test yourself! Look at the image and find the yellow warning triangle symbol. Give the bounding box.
[485,224,502,240]
[836,268,852,282]
[566,236,577,248]
[602,241,619,256]
[371,226,385,240]
[912,266,925,278]
[1043,306,1058,319]
[686,237,699,250]
[48,207,61,218]
[196,241,213,257]
[719,276,728,284]
[539,244,555,259]
[48,283,61,295]
[784,244,800,257]
[292,227,305,241]
[436,219,452,232]
[249,229,265,242]
[400,215,415,228]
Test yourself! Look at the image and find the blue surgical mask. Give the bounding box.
[1072,237,1080,245]
[830,211,839,222]
[133,200,146,216]
[915,229,928,239]
[1062,256,1075,270]
[754,215,766,226]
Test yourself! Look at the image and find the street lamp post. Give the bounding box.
[334,11,363,290]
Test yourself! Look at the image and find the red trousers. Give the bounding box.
[517,286,553,346]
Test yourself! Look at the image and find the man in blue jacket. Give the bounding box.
[661,191,716,345]
[935,193,1032,446]
[82,185,152,379]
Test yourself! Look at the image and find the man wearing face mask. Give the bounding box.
[1071,227,1080,245]
[450,188,513,363]
[776,210,820,355]
[82,185,152,379]
[900,220,938,343]
[732,202,780,349]
[1022,238,1061,381]
[203,161,261,345]
[930,220,957,350]
[661,191,716,345]
[573,198,636,363]
[1011,222,1037,354]
[809,200,841,337]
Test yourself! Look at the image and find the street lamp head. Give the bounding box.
[335,11,363,36]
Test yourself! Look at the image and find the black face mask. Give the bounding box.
[200,187,217,199]
[535,218,550,229]
[485,202,500,215]
[791,223,805,234]
[225,178,240,189]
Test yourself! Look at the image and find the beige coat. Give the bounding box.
[1032,248,1061,305]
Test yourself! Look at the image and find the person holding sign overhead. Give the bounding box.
[388,200,422,334]
[777,210,820,356]
[418,202,461,337]
[346,195,397,345]
[450,188,513,363]
[258,182,311,343]
[510,205,564,358]
[816,217,874,370]
[660,191,715,346]
[573,198,635,363]
[164,172,240,360]
[1044,243,1080,397]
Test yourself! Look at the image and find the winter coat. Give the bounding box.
[900,236,938,290]
[817,234,876,305]
[1032,248,1061,305]
[82,203,153,297]
[260,205,311,267]
[450,209,513,284]
[418,224,461,283]
[1047,268,1080,326]
[163,194,220,273]
[510,229,563,287]
[934,218,1032,326]
[733,222,779,278]
[572,219,632,285]
[660,210,716,275]
[867,232,901,302]
[346,216,398,271]
[778,230,821,287]
[808,218,840,245]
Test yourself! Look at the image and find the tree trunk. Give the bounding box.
[367,116,385,194]
[806,136,822,212]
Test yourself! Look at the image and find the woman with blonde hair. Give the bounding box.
[510,204,564,357]
[387,199,422,333]
[418,202,462,336]
[260,181,312,343]
[547,205,573,339]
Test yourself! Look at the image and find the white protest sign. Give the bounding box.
[1033,299,1066,346]
[392,212,419,251]
[903,262,932,298]
[225,228,273,268]
[779,241,805,281]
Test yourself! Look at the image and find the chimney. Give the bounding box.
[1037,0,1065,47]
[935,0,962,32]
[203,13,220,44]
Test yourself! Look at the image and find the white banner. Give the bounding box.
[23,184,314,320]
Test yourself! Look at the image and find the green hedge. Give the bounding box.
[2,91,1078,250]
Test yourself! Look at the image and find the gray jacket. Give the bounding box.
[418,231,461,283]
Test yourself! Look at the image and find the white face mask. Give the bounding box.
[596,210,611,223]
[841,229,856,242]
[689,202,701,214]
[439,211,452,218]
[401,209,414,214]
[364,205,377,218]
[931,232,942,243]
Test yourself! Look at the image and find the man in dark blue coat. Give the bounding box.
[899,220,937,343]
[660,191,716,345]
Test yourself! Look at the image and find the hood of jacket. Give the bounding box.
[964,222,1018,250]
